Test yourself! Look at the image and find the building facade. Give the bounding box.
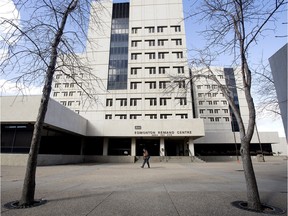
[1,0,281,164]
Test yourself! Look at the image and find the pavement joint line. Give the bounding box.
[163,184,180,216]
[85,191,114,216]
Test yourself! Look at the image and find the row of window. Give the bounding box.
[198,100,228,105]
[105,113,188,120]
[54,82,82,88]
[131,38,182,47]
[130,66,184,75]
[131,51,183,60]
[201,117,230,122]
[131,25,181,34]
[199,108,229,114]
[106,97,187,107]
[60,100,81,106]
[130,80,185,89]
[55,73,84,80]
[197,92,224,97]
[53,91,82,97]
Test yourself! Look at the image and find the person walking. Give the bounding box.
[141,148,150,168]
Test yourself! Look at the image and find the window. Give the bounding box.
[75,110,79,114]
[214,109,220,114]
[160,114,172,119]
[105,114,112,119]
[172,39,182,45]
[206,93,211,97]
[197,85,202,89]
[223,109,229,113]
[146,67,156,74]
[116,98,127,106]
[147,52,156,59]
[208,101,212,105]
[215,117,220,122]
[160,98,169,106]
[78,91,82,96]
[158,39,167,46]
[131,67,141,75]
[209,117,214,122]
[60,101,67,106]
[146,98,157,106]
[53,92,58,97]
[69,91,75,96]
[132,27,141,34]
[224,117,230,121]
[205,85,210,89]
[199,109,204,114]
[159,81,169,89]
[76,101,80,106]
[212,85,218,89]
[63,92,68,96]
[173,52,183,58]
[157,26,167,32]
[70,83,74,88]
[179,97,187,105]
[68,101,73,106]
[173,66,184,74]
[145,40,155,46]
[213,101,218,105]
[171,25,181,32]
[145,26,155,33]
[130,114,141,119]
[176,80,185,88]
[55,83,60,88]
[130,82,140,89]
[176,114,188,119]
[145,114,157,119]
[56,74,61,79]
[106,99,113,106]
[218,75,224,79]
[212,93,217,97]
[115,114,127,119]
[146,81,156,89]
[131,53,140,60]
[159,67,169,74]
[208,109,213,114]
[64,83,69,88]
[222,100,228,105]
[198,101,204,105]
[130,98,140,106]
[131,40,140,47]
[158,52,168,59]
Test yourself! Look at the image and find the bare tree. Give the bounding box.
[0,0,105,207]
[186,0,286,211]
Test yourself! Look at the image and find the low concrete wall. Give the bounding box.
[1,154,84,166]
[198,155,288,162]
[37,154,84,166]
[84,156,135,163]
[1,154,29,166]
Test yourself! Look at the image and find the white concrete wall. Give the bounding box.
[269,44,288,139]
[1,96,87,135]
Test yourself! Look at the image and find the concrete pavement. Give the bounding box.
[1,160,287,216]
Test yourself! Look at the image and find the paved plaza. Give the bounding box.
[1,160,287,216]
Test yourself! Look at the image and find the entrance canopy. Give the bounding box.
[86,119,205,138]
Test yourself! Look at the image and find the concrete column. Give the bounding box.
[131,137,136,156]
[103,138,109,156]
[160,137,165,156]
[188,137,195,156]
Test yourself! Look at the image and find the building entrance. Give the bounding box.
[165,139,185,156]
[136,139,160,156]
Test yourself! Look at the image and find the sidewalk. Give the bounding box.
[1,161,287,216]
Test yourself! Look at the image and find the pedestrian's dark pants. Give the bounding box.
[141,158,150,168]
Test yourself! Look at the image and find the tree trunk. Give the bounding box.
[240,140,262,211]
[19,0,78,206]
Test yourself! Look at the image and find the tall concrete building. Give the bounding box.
[1,0,281,165]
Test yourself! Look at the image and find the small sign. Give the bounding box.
[135,126,142,130]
